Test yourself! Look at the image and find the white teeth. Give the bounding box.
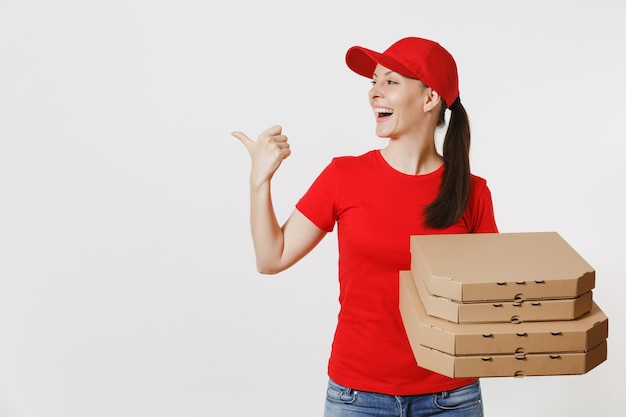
[375,107,394,114]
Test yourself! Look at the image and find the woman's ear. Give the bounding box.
[423,88,442,112]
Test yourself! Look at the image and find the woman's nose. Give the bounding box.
[369,84,382,100]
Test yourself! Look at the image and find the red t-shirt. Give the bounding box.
[296,150,498,395]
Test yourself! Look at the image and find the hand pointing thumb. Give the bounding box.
[231,125,291,184]
[231,130,254,153]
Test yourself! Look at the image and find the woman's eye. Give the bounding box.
[370,79,397,86]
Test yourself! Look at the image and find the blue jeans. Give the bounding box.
[324,379,483,417]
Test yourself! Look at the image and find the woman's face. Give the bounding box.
[368,64,430,139]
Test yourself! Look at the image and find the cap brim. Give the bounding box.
[345,45,416,79]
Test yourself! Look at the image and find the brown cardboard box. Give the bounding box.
[412,340,607,378]
[410,232,595,302]
[410,269,593,323]
[400,271,609,355]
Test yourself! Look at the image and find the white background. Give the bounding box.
[1,1,624,416]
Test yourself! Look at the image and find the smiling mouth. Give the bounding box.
[375,107,394,120]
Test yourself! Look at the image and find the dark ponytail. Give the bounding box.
[424,100,471,229]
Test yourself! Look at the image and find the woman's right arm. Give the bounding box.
[232,125,327,274]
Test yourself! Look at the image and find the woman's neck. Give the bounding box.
[379,136,443,176]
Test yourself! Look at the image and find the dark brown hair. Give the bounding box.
[423,100,471,228]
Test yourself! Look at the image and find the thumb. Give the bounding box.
[231,130,254,151]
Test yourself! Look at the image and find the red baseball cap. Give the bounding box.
[345,37,460,107]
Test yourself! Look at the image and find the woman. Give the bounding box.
[233,37,497,417]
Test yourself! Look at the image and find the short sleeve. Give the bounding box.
[468,177,499,233]
[295,159,339,233]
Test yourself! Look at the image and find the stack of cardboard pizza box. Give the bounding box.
[399,232,608,378]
